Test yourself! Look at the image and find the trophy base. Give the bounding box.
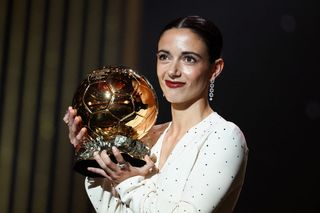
[74,153,147,177]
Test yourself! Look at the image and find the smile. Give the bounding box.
[165,80,186,88]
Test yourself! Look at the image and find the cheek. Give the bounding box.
[186,70,211,90]
[156,64,166,79]
[181,66,194,75]
[183,67,206,82]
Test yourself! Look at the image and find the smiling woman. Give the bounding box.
[64,15,248,213]
[156,27,223,106]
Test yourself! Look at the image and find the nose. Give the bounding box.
[168,60,181,79]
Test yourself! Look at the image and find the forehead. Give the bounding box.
[158,28,207,52]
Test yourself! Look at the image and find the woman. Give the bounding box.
[64,15,248,212]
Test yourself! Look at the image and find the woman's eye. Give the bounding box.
[158,54,168,61]
[184,56,197,63]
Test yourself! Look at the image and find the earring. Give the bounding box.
[209,79,215,101]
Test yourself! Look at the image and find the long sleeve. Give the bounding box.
[86,174,162,212]
[85,112,248,213]
[175,122,248,212]
[85,177,126,212]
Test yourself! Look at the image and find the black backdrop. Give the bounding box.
[0,0,319,212]
[137,0,320,212]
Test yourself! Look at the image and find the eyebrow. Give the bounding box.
[157,50,203,59]
[156,50,170,55]
[181,51,202,58]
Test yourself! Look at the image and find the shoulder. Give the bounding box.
[209,114,247,148]
[204,115,248,164]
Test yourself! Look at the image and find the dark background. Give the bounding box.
[0,0,319,212]
[138,0,320,212]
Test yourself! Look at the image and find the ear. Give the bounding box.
[210,58,224,81]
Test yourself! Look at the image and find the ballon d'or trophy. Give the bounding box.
[72,65,158,177]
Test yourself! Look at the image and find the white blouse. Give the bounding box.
[85,112,249,213]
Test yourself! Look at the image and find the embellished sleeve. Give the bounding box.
[84,123,170,212]
[85,175,160,212]
[116,123,247,213]
[176,122,248,212]
[84,121,248,212]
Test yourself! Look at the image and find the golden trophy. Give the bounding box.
[72,65,158,177]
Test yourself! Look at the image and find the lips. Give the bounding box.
[165,80,185,88]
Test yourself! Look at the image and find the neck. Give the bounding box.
[169,98,213,135]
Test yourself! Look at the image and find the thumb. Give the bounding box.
[140,155,159,176]
[142,155,155,170]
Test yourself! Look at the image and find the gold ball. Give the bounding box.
[72,65,158,141]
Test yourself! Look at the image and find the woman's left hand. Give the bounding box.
[88,146,158,185]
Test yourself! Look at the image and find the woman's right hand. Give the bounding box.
[63,106,87,148]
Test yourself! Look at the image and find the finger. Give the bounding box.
[143,155,155,169]
[69,116,82,141]
[112,146,126,164]
[87,167,112,180]
[71,116,81,131]
[76,127,87,141]
[68,107,77,126]
[69,127,86,147]
[63,107,70,123]
[150,153,157,163]
[93,151,115,174]
[100,150,118,171]
[140,155,158,175]
[70,137,78,147]
[69,106,76,117]
[72,127,87,148]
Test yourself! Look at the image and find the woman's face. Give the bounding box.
[157,28,213,105]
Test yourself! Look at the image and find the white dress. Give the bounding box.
[85,112,249,213]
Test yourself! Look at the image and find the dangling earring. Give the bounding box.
[209,79,215,101]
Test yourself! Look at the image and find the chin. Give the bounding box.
[165,96,187,105]
[164,96,179,103]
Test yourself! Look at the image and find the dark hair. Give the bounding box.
[159,16,223,63]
